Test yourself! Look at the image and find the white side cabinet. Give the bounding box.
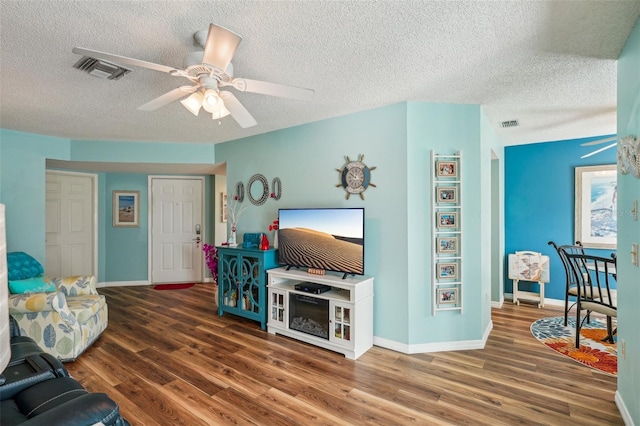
[267,267,374,360]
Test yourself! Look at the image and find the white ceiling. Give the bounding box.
[1,1,639,147]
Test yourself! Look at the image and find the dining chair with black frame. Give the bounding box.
[548,241,587,326]
[564,252,617,347]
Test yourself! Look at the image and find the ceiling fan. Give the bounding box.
[72,24,314,128]
[580,136,618,159]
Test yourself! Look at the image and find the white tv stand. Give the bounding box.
[266,267,374,360]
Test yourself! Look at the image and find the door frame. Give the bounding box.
[45,169,99,278]
[147,175,206,284]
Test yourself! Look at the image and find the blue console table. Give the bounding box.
[217,246,278,329]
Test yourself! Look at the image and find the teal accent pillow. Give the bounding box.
[8,276,56,294]
[7,251,45,280]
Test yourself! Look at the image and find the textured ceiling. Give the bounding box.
[1,1,639,147]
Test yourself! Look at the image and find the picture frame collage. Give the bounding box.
[432,153,462,312]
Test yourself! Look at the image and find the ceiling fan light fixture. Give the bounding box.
[201,24,242,72]
[202,89,221,113]
[180,91,204,116]
[211,103,231,119]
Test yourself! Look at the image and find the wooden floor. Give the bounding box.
[65,284,622,425]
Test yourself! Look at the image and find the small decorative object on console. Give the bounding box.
[260,233,270,250]
[243,233,262,248]
[227,196,249,247]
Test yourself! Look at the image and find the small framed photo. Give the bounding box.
[436,187,457,203]
[436,212,458,229]
[437,262,458,279]
[437,287,458,304]
[437,236,458,254]
[436,161,457,178]
[113,190,140,228]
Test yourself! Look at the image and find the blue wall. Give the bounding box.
[0,130,70,260]
[504,136,617,301]
[216,102,493,348]
[216,104,414,343]
[0,133,217,282]
[1,101,496,349]
[104,173,148,282]
[615,18,640,425]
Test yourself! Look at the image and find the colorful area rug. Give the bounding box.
[153,283,195,290]
[530,316,617,376]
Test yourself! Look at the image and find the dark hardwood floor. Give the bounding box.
[65,284,622,425]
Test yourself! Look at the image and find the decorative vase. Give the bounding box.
[260,233,270,250]
[273,230,278,249]
[228,224,237,247]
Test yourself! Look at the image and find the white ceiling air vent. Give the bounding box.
[73,56,131,80]
[501,119,519,128]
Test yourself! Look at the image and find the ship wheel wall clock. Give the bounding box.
[336,154,377,200]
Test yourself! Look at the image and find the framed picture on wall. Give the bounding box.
[436,187,457,203]
[437,262,458,279]
[113,190,140,228]
[221,192,227,223]
[574,164,616,249]
[436,161,458,178]
[436,212,458,229]
[436,236,458,254]
[436,287,458,304]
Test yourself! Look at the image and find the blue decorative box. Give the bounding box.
[243,233,262,248]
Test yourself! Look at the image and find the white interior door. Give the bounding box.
[45,171,96,277]
[150,177,204,283]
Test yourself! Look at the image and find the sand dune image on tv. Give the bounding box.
[278,228,364,275]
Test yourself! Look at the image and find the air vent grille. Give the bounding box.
[73,57,131,80]
[501,120,519,128]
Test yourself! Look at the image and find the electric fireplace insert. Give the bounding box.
[289,293,329,340]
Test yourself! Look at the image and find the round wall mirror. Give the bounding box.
[247,174,269,206]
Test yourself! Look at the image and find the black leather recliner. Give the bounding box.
[1,318,129,426]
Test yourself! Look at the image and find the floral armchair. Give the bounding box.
[6,252,108,362]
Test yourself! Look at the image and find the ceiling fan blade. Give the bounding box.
[220,91,257,128]
[201,24,242,72]
[137,86,197,111]
[230,78,315,101]
[581,142,618,159]
[72,47,181,75]
[580,136,618,147]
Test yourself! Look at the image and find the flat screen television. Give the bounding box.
[277,208,364,278]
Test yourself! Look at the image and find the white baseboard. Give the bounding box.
[97,280,215,288]
[97,280,149,288]
[504,293,565,308]
[615,390,634,426]
[491,296,504,308]
[373,320,493,354]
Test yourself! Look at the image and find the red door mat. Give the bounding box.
[153,283,195,290]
